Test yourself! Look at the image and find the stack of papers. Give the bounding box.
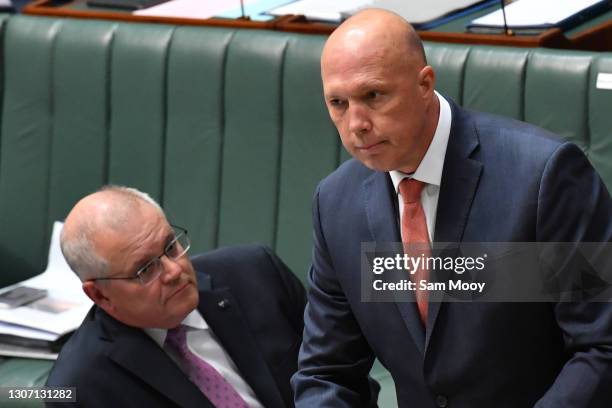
[134,0,251,18]
[134,0,288,21]
[267,0,371,22]
[0,222,92,359]
[134,0,492,26]
[467,0,611,34]
[267,0,488,25]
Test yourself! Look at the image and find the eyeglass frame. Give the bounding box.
[89,224,191,286]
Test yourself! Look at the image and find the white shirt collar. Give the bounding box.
[389,91,451,193]
[144,309,208,348]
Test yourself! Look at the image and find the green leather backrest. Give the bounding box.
[0,15,344,286]
[0,14,9,138]
[424,43,470,104]
[277,35,340,268]
[589,55,612,186]
[464,47,529,120]
[219,30,287,247]
[1,15,612,289]
[524,50,592,151]
[432,44,612,190]
[164,26,233,251]
[1,17,61,285]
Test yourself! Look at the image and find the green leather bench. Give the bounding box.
[1,14,612,407]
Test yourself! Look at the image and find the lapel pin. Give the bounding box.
[217,299,230,309]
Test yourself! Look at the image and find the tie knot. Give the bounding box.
[399,178,425,204]
[165,324,188,348]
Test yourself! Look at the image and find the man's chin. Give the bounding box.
[358,156,415,174]
[360,159,396,173]
[163,298,199,329]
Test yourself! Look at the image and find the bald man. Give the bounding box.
[292,9,612,408]
[46,186,306,408]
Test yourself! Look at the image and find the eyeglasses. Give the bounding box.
[91,225,191,286]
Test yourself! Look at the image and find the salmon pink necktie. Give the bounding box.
[399,178,431,325]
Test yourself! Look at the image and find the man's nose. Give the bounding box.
[348,103,372,135]
[159,256,182,282]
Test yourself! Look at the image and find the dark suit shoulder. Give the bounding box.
[191,244,274,272]
[47,307,108,382]
[191,245,296,288]
[192,246,305,408]
[449,104,584,189]
[312,159,381,222]
[317,158,373,194]
[461,106,565,157]
[191,245,305,323]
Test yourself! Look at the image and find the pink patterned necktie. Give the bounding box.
[165,325,249,408]
[399,178,431,325]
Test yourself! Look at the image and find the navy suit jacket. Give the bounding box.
[46,245,306,408]
[293,100,612,407]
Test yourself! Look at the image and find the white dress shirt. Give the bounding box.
[389,91,452,243]
[145,310,264,408]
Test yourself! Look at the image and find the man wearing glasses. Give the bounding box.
[46,185,306,408]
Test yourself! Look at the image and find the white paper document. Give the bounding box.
[0,222,92,342]
[268,0,483,23]
[0,321,58,341]
[470,0,605,28]
[134,0,257,19]
[351,0,484,25]
[0,342,58,360]
[268,0,371,22]
[596,73,612,90]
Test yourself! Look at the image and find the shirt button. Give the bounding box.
[435,395,448,407]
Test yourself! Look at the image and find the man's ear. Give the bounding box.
[418,65,436,99]
[82,281,113,311]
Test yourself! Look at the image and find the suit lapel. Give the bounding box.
[426,102,483,352]
[198,283,286,408]
[433,103,482,245]
[101,310,212,408]
[364,171,426,354]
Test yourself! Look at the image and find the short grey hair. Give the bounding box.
[61,185,164,281]
[60,227,109,281]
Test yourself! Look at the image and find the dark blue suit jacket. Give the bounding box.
[293,100,612,407]
[46,245,306,408]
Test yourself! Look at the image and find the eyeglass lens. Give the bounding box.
[138,231,191,285]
